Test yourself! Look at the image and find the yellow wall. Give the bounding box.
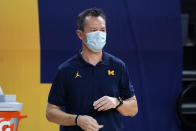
[0,0,58,130]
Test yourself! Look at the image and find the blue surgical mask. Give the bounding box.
[85,31,106,52]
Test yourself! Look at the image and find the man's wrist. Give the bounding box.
[75,115,80,126]
[115,97,123,109]
[115,98,120,108]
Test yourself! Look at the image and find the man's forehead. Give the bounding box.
[85,16,105,21]
[84,16,106,27]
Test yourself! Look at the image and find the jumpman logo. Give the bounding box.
[75,71,82,79]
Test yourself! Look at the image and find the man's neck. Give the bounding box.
[81,45,102,66]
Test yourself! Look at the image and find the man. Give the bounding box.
[46,8,138,131]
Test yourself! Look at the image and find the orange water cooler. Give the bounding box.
[0,89,27,131]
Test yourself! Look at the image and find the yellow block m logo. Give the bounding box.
[108,70,115,76]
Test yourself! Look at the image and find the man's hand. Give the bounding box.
[78,115,103,131]
[93,96,120,111]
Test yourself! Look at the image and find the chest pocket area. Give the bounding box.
[95,72,119,97]
[67,71,92,99]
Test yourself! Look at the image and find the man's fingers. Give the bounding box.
[90,117,103,129]
[93,124,104,129]
[98,125,104,128]
[90,123,103,130]
[93,96,107,106]
[102,103,112,111]
[79,115,104,131]
[90,117,99,125]
[93,96,116,111]
[89,120,104,131]
[94,99,109,110]
[98,102,110,111]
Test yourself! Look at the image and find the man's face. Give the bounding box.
[77,16,106,44]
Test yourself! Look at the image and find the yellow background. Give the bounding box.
[0,0,58,130]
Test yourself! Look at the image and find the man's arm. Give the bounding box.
[93,96,138,117]
[46,103,103,130]
[46,103,76,126]
[116,96,138,117]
